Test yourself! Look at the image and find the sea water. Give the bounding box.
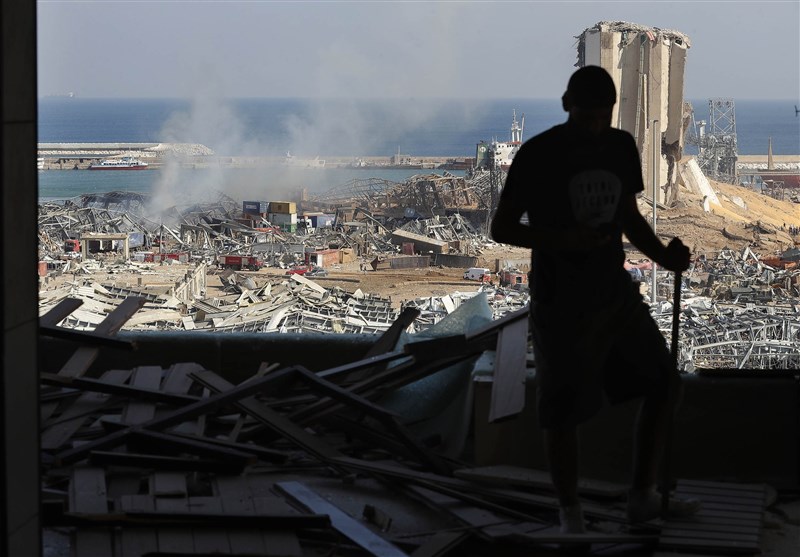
[37,97,800,201]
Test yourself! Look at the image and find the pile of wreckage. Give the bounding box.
[40,294,772,557]
[38,174,495,271]
[648,246,800,370]
[39,266,530,335]
[37,175,527,335]
[37,174,800,369]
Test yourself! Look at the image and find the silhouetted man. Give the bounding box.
[490,66,699,534]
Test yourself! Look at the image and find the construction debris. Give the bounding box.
[39,295,777,557]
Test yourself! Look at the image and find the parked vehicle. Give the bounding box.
[285,264,311,275]
[64,239,81,253]
[217,255,262,271]
[463,267,492,282]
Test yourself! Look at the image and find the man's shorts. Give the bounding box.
[530,284,673,429]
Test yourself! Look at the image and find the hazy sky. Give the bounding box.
[38,1,799,100]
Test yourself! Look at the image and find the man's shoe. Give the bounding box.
[627,488,701,523]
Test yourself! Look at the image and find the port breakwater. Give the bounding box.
[37,143,473,171]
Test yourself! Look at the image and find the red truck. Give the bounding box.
[217,255,262,271]
[64,239,81,253]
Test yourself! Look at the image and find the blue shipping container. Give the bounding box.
[243,201,269,214]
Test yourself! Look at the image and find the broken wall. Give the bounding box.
[579,21,690,205]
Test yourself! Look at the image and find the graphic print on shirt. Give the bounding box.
[568,169,622,227]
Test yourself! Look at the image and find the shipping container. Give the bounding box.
[313,214,335,228]
[269,201,296,214]
[243,201,269,214]
[128,232,145,248]
[268,212,297,225]
[307,249,340,268]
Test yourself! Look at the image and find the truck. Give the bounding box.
[217,255,262,271]
[64,239,81,253]
[463,267,492,282]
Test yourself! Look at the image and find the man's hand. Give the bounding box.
[662,238,691,273]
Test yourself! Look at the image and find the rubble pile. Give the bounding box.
[649,246,800,370]
[37,166,800,369]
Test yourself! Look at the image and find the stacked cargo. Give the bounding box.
[242,201,269,217]
[268,201,297,233]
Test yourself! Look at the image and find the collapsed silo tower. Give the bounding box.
[577,21,691,205]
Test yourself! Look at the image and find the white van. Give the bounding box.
[464,267,491,281]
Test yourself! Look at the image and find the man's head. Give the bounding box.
[562,66,616,136]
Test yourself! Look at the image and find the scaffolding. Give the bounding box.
[686,98,739,183]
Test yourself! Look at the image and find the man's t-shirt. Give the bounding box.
[500,123,645,305]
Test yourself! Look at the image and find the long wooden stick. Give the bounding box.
[661,271,682,518]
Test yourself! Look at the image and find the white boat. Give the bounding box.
[37,157,44,171]
[284,151,326,168]
[475,110,525,171]
[89,155,148,170]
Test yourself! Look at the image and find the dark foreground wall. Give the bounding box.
[475,372,800,489]
[40,333,799,489]
[40,332,377,384]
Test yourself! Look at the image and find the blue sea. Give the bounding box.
[37,97,800,201]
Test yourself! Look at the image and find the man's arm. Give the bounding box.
[621,195,690,273]
[490,196,534,249]
[490,196,613,252]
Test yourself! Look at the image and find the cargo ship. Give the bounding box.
[89,155,149,170]
[474,110,525,171]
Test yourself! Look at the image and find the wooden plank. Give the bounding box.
[190,370,343,464]
[41,372,200,406]
[677,479,767,494]
[658,527,759,544]
[151,472,187,498]
[226,362,276,442]
[118,495,159,557]
[70,467,108,514]
[121,366,162,425]
[216,476,303,557]
[160,363,200,395]
[405,484,533,541]
[154,497,195,554]
[39,298,83,327]
[454,465,626,499]
[410,531,471,557]
[290,366,451,475]
[215,476,271,556]
[488,317,528,422]
[55,347,99,379]
[186,497,231,554]
[363,307,421,358]
[506,530,657,545]
[658,480,765,554]
[55,365,304,465]
[93,296,148,336]
[70,467,113,557]
[89,450,245,473]
[158,362,205,435]
[126,430,255,467]
[42,368,131,450]
[276,480,411,557]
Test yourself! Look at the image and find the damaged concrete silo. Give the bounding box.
[577,21,691,205]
